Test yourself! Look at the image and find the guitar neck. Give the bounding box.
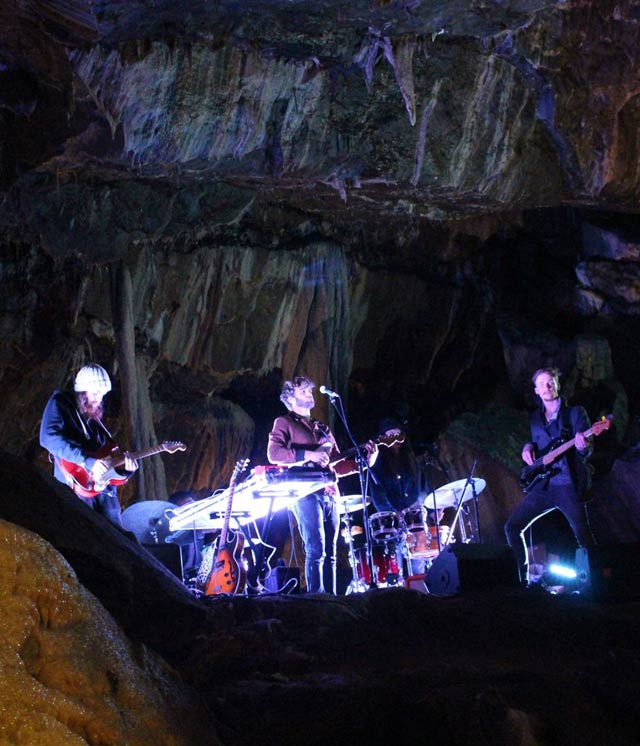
[330,433,405,464]
[541,423,598,465]
[219,484,235,547]
[111,444,169,467]
[218,459,248,548]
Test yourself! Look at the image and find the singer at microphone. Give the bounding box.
[266,376,379,595]
[319,385,340,398]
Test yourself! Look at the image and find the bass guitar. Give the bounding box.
[203,458,250,596]
[57,440,187,498]
[519,415,612,492]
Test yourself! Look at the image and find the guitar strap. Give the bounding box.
[559,404,573,442]
[560,404,593,496]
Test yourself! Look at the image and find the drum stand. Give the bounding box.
[342,508,368,594]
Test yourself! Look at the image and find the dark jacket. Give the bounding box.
[528,399,593,496]
[39,390,113,487]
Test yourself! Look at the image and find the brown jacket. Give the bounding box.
[267,411,360,493]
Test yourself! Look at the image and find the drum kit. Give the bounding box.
[339,477,486,592]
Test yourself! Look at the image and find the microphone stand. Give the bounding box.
[325,390,379,591]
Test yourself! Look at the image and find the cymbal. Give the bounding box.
[420,478,486,510]
[121,500,175,545]
[338,494,370,514]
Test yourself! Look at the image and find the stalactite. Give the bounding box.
[382,35,417,126]
[411,79,442,186]
[109,261,167,501]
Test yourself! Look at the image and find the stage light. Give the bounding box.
[547,563,577,580]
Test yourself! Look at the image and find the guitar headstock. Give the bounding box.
[230,458,250,485]
[592,415,614,436]
[377,432,406,448]
[161,441,187,453]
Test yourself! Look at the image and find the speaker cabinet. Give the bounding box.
[145,544,184,581]
[424,544,519,596]
[575,544,640,600]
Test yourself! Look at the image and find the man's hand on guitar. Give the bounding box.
[91,453,138,485]
[304,448,331,467]
[575,431,588,452]
[362,440,379,468]
[90,458,111,483]
[123,452,139,473]
[521,444,535,466]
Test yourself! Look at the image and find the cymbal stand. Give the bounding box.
[446,461,477,546]
[327,389,378,590]
[420,444,451,553]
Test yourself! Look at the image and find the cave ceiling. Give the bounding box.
[3,0,640,257]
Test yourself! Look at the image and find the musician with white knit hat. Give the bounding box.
[40,362,138,525]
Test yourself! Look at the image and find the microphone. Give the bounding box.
[319,385,340,398]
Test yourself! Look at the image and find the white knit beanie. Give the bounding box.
[73,364,112,394]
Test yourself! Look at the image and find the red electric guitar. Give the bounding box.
[57,440,187,498]
[203,458,250,596]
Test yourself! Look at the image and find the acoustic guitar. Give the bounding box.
[519,415,612,492]
[203,458,250,596]
[57,440,187,498]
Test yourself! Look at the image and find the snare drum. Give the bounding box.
[369,511,399,541]
[400,504,427,533]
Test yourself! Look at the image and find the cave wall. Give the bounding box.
[1,235,505,500]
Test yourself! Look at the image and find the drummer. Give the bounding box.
[370,417,421,514]
[370,417,452,575]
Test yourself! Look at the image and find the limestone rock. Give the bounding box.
[0,519,217,746]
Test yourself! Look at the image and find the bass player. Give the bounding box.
[267,376,378,594]
[504,366,596,586]
[40,362,138,526]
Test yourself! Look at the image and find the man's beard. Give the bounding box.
[77,394,104,420]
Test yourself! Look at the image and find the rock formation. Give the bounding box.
[3,1,640,741]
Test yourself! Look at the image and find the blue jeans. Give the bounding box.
[86,490,123,527]
[292,493,338,594]
[504,480,595,579]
